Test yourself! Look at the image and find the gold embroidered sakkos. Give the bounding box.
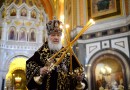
[26,42,87,90]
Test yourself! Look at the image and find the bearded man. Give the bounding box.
[26,19,88,90]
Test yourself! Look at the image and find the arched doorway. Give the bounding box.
[5,56,27,90]
[87,50,130,90]
[94,54,125,90]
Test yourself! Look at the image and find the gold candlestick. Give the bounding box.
[34,75,43,85]
[75,67,85,90]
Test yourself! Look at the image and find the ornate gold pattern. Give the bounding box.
[14,21,22,26]
[25,21,32,26]
[46,74,51,90]
[26,61,41,84]
[5,0,42,8]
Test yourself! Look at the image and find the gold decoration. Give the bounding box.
[7,20,11,24]
[35,22,40,27]
[25,21,32,26]
[14,21,22,26]
[42,48,48,52]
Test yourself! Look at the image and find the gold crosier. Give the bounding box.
[34,19,95,89]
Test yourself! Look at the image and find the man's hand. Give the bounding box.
[40,66,50,75]
[76,73,84,81]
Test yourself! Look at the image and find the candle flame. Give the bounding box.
[90,19,95,24]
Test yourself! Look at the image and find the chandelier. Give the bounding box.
[100,65,112,76]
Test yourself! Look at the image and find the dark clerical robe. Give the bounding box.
[26,42,88,90]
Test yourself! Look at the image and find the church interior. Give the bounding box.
[0,0,130,90]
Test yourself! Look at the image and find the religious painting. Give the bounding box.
[10,7,16,16]
[8,26,17,40]
[21,7,27,16]
[19,27,26,41]
[95,57,125,90]
[88,0,122,20]
[31,10,37,19]
[29,28,36,42]
[0,27,2,40]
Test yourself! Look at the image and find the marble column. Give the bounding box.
[0,74,3,90]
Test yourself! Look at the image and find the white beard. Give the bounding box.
[48,37,62,51]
